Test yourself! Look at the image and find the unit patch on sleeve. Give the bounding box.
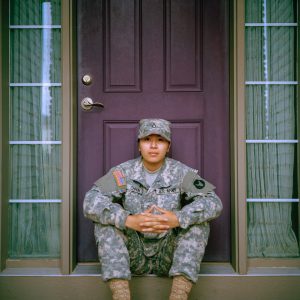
[182,170,215,195]
[112,169,126,188]
[193,179,205,190]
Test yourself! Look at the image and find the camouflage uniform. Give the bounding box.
[83,157,222,283]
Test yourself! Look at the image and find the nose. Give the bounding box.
[150,139,158,148]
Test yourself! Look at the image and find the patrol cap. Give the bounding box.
[138,119,171,142]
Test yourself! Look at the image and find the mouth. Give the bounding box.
[148,152,159,156]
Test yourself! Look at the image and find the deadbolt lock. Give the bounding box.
[82,74,92,85]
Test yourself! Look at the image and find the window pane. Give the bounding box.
[10,0,61,25]
[246,0,296,23]
[246,85,296,140]
[10,29,61,83]
[245,0,264,23]
[245,0,299,258]
[10,87,61,141]
[247,144,296,198]
[266,0,296,23]
[248,202,299,257]
[9,203,60,258]
[10,145,61,199]
[245,27,295,81]
[9,0,61,259]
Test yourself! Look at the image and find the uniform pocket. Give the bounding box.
[155,187,181,211]
[124,187,144,213]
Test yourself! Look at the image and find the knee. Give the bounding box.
[176,223,210,252]
[179,222,210,238]
[94,223,127,246]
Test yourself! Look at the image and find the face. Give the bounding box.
[139,134,170,171]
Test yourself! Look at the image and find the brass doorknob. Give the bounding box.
[81,97,104,111]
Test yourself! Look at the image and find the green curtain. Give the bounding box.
[10,0,61,25]
[245,0,299,257]
[9,1,61,258]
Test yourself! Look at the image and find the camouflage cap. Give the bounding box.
[138,119,171,142]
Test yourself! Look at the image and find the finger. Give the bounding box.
[140,221,163,227]
[140,213,154,217]
[144,205,156,213]
[140,216,155,221]
[152,205,168,213]
[142,230,168,233]
[141,224,169,231]
[142,227,169,232]
[153,224,170,230]
[140,216,164,223]
[140,214,168,222]
[150,217,169,223]
[151,215,169,222]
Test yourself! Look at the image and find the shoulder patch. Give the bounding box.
[182,171,215,194]
[94,169,126,193]
[193,179,206,189]
[112,169,126,188]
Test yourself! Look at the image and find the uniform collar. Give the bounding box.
[131,157,172,188]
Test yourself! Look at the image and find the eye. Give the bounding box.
[158,137,168,142]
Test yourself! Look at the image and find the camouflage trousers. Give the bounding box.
[94,223,210,283]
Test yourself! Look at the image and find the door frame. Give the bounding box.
[61,0,247,275]
[60,0,77,274]
[0,0,247,275]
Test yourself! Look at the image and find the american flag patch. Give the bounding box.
[112,170,126,187]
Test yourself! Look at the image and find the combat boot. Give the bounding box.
[169,275,193,300]
[108,278,131,300]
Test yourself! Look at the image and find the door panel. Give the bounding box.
[77,0,230,262]
[104,0,141,92]
[165,0,202,91]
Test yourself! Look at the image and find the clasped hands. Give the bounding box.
[125,205,179,233]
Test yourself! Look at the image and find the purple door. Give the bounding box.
[77,0,230,262]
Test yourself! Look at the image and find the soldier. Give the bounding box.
[83,119,222,300]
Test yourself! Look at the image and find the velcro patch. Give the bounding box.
[113,170,126,188]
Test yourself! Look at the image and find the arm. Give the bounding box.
[175,191,223,229]
[83,169,130,230]
[175,171,223,229]
[83,186,130,230]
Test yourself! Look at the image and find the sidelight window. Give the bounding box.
[245,0,299,257]
[8,0,61,258]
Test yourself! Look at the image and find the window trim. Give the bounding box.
[249,258,300,268]
[60,0,77,274]
[297,0,300,257]
[0,0,9,272]
[230,0,248,274]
